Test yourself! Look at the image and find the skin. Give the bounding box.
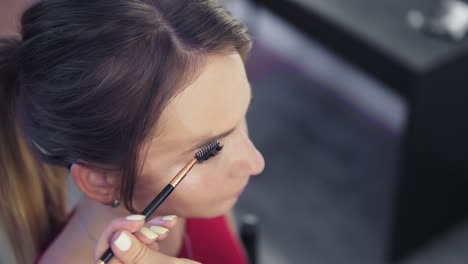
[0,0,33,36]
[40,53,265,263]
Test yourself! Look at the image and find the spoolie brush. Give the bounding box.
[99,141,223,263]
[195,141,223,162]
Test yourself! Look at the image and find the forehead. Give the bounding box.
[155,53,251,146]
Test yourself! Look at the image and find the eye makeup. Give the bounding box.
[98,141,223,263]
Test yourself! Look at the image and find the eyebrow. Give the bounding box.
[187,87,254,153]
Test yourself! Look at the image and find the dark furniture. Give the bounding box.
[251,0,468,262]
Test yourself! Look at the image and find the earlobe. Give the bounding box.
[70,163,117,205]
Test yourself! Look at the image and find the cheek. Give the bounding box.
[132,163,184,208]
[134,162,225,214]
[173,168,223,201]
[158,167,235,217]
[134,148,242,217]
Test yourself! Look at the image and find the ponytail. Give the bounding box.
[0,37,68,263]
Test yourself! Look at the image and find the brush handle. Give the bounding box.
[99,184,175,263]
[141,184,174,218]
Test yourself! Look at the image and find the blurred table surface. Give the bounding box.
[252,0,468,262]
[252,0,468,99]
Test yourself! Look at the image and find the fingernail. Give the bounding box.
[162,215,176,221]
[139,227,159,240]
[126,214,146,221]
[150,225,169,235]
[114,232,131,251]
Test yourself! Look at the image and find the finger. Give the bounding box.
[145,215,176,241]
[134,227,159,245]
[146,241,160,251]
[110,231,201,264]
[106,257,124,264]
[146,215,178,229]
[93,214,146,261]
[135,214,177,244]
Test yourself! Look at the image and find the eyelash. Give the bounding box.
[194,118,245,155]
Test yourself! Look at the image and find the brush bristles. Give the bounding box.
[194,141,223,163]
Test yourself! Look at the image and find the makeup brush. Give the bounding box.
[99,141,223,263]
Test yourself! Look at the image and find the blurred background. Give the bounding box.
[224,1,468,264]
[3,0,468,263]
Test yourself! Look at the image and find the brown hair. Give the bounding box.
[0,0,252,262]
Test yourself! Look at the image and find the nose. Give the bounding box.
[230,132,265,178]
[248,141,265,176]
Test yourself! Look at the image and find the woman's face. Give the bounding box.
[132,53,265,218]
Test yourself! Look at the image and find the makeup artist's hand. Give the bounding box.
[94,214,200,264]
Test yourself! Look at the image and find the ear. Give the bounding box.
[70,163,119,206]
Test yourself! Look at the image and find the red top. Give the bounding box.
[35,214,249,264]
[178,216,249,264]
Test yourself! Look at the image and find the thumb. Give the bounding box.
[110,230,201,264]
